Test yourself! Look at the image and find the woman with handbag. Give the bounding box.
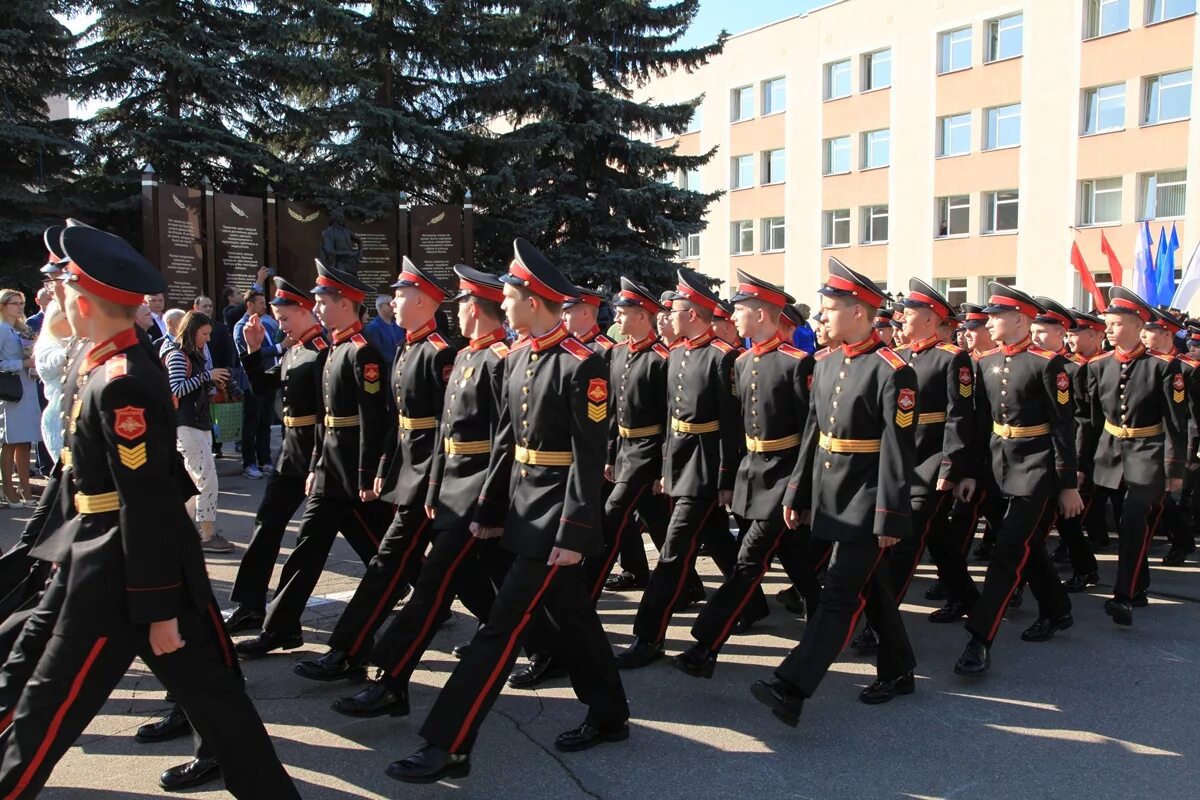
[33,300,72,462]
[0,289,40,508]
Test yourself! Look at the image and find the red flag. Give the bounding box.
[1100,230,1124,287]
[1072,241,1105,311]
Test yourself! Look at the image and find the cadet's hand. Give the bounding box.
[936,479,954,492]
[425,505,437,519]
[360,488,379,502]
[955,478,977,503]
[783,506,800,530]
[1058,488,1084,519]
[149,618,185,656]
[800,510,812,527]
[878,535,900,549]
[243,314,265,352]
[652,478,663,495]
[548,547,582,567]
[305,472,315,494]
[1167,477,1183,493]
[718,489,732,508]
[470,522,503,540]
[603,464,614,482]
[373,477,384,496]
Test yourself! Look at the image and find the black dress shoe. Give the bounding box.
[750,679,804,727]
[1162,545,1194,566]
[135,705,192,743]
[672,643,717,679]
[234,630,303,660]
[1063,572,1099,593]
[953,637,991,676]
[1105,598,1133,625]
[928,600,970,623]
[293,649,366,682]
[675,583,706,611]
[452,641,472,659]
[605,571,647,591]
[554,722,630,752]
[1131,592,1149,608]
[859,671,915,705]
[1051,543,1070,565]
[386,744,470,784]
[507,654,568,689]
[159,757,221,791]
[775,586,806,614]
[333,680,410,717]
[222,604,265,634]
[924,580,949,601]
[1007,586,1024,609]
[850,623,878,652]
[1020,613,1074,642]
[615,637,664,669]
[732,607,768,635]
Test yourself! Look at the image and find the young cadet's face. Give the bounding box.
[392,286,424,328]
[1142,327,1174,353]
[1030,322,1064,351]
[1105,313,1142,348]
[985,310,1021,344]
[502,283,532,332]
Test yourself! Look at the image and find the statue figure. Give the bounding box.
[319,208,362,273]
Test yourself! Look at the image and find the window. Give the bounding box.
[762,77,786,114]
[1144,70,1192,124]
[863,48,892,90]
[1079,178,1123,225]
[731,221,754,255]
[935,278,969,308]
[862,129,890,169]
[1147,0,1196,24]
[823,209,850,247]
[731,155,754,190]
[986,14,1023,61]
[936,195,971,237]
[1077,271,1114,308]
[1139,169,1187,219]
[823,136,851,175]
[685,106,702,133]
[938,27,972,73]
[761,217,786,252]
[984,103,1021,149]
[862,205,889,243]
[1083,84,1126,133]
[763,148,786,184]
[731,86,754,122]
[983,190,1020,233]
[683,168,702,192]
[1086,0,1129,38]
[825,59,851,100]
[938,113,971,156]
[678,233,701,259]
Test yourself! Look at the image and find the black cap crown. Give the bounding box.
[501,238,576,303]
[59,225,165,304]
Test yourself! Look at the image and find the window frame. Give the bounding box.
[985,13,1024,62]
[731,85,754,122]
[936,195,971,238]
[761,217,786,253]
[823,209,851,248]
[1082,83,1127,134]
[825,59,852,101]
[861,204,890,245]
[862,48,892,91]
[1079,177,1123,226]
[762,148,786,185]
[1085,0,1131,39]
[984,103,1022,150]
[823,136,851,176]
[935,278,969,308]
[730,220,754,256]
[938,26,973,74]
[762,77,787,116]
[684,106,702,134]
[937,113,972,157]
[1145,0,1195,25]
[983,189,1020,234]
[1143,70,1192,126]
[1138,169,1188,220]
[730,154,754,190]
[678,233,701,260]
[861,128,891,170]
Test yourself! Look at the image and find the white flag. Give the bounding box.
[1171,240,1200,310]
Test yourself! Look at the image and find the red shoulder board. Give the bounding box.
[509,337,532,352]
[710,339,733,354]
[936,342,963,354]
[1179,355,1200,368]
[106,354,128,380]
[779,343,808,360]
[311,337,328,351]
[560,338,592,362]
[428,332,449,351]
[1069,353,1087,366]
[877,348,906,370]
[652,343,671,359]
[1089,351,1113,363]
[1152,352,1173,363]
[815,347,835,361]
[595,334,615,351]
[350,334,368,348]
[490,341,510,359]
[1028,345,1056,360]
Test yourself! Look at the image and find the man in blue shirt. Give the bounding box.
[233,289,283,479]
[363,293,405,366]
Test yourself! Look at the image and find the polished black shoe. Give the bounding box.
[924,580,949,601]
[928,600,970,623]
[221,604,265,634]
[850,623,879,652]
[1051,542,1070,565]
[333,680,410,718]
[750,679,804,727]
[1131,592,1149,608]
[1007,586,1024,609]
[605,570,647,592]
[1020,613,1074,642]
[1162,545,1194,566]
[953,638,991,676]
[159,757,221,791]
[1105,598,1133,625]
[507,654,568,689]
[732,607,768,635]
[1063,572,1099,593]
[386,745,470,784]
[859,671,915,705]
[672,643,717,679]
[135,706,192,743]
[452,641,472,659]
[676,583,706,610]
[234,630,303,660]
[972,541,994,561]
[293,649,366,682]
[615,637,664,669]
[554,722,630,752]
[775,586,806,615]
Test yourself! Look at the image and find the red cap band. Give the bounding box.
[316,275,365,304]
[964,312,988,322]
[824,274,885,307]
[735,282,788,309]
[66,260,144,306]
[987,294,1040,319]
[713,304,732,320]
[459,278,504,303]
[676,283,719,312]
[398,269,445,302]
[1108,297,1152,322]
[907,291,952,320]
[573,293,602,308]
[618,290,658,313]
[1038,310,1072,327]
[275,288,315,310]
[509,259,573,303]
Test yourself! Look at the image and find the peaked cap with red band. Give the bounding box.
[59,224,165,306]
[818,257,886,309]
[271,276,315,310]
[667,266,724,312]
[902,278,954,321]
[613,276,663,314]
[1033,296,1076,329]
[713,298,734,320]
[1069,308,1105,332]
[1147,305,1186,334]
[960,302,989,329]
[312,258,371,304]
[453,263,505,303]
[731,268,794,309]
[42,224,68,276]
[500,238,577,303]
[391,255,449,302]
[781,302,804,328]
[982,281,1045,319]
[1105,286,1154,322]
[563,287,605,309]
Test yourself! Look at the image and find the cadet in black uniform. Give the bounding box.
[753,258,917,726]
[953,284,1081,677]
[236,262,393,659]
[563,287,617,353]
[0,225,299,798]
[295,257,458,680]
[389,239,629,783]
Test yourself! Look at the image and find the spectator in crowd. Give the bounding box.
[166,311,233,554]
[163,308,186,341]
[233,289,281,479]
[195,295,235,370]
[25,287,53,335]
[26,286,56,475]
[363,293,404,364]
[792,303,817,354]
[33,300,70,461]
[135,302,154,334]
[0,289,39,508]
[144,292,167,339]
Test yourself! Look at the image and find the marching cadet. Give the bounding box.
[614,268,746,670]
[671,270,815,678]
[873,306,895,347]
[389,239,629,783]
[0,224,299,797]
[953,284,1081,677]
[331,265,512,718]
[753,258,917,726]
[295,257,457,681]
[563,287,617,352]
[712,299,743,350]
[235,262,392,659]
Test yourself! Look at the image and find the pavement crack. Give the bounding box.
[494,706,602,800]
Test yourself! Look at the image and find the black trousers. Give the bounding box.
[883,491,954,605]
[328,503,432,660]
[693,512,788,651]
[924,493,981,607]
[585,480,669,600]
[617,491,670,579]
[372,526,511,691]
[1057,481,1099,576]
[965,495,1069,644]
[1162,470,1199,551]
[1113,486,1163,602]
[1089,486,1122,546]
[240,389,275,469]
[261,494,391,637]
[420,557,629,755]
[775,538,915,698]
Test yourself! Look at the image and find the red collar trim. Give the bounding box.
[842,332,882,358]
[406,318,436,343]
[576,325,601,344]
[1000,336,1032,356]
[685,330,714,350]
[332,321,363,344]
[84,328,138,371]
[1115,344,1146,363]
[629,332,657,352]
[910,335,939,353]
[298,324,324,344]
[470,328,506,351]
[532,323,569,352]
[752,334,783,356]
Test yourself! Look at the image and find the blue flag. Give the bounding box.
[1155,225,1174,306]
[1134,221,1157,305]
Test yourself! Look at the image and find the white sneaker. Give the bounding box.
[242,465,264,479]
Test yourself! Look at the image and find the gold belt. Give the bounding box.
[324,414,360,428]
[619,424,664,438]
[1103,420,1164,439]
[514,446,573,466]
[283,414,317,428]
[444,438,491,456]
[75,491,119,514]
[60,448,72,468]
[400,415,437,431]
[671,419,719,434]
[992,422,1051,439]
[918,412,947,425]
[745,434,801,453]
[818,433,882,453]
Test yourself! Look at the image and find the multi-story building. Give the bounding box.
[642,0,1199,309]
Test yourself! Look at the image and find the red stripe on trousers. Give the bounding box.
[897,492,949,602]
[986,498,1050,642]
[839,548,888,652]
[709,525,784,650]
[352,508,381,549]
[959,490,985,555]
[591,484,648,600]
[657,498,717,643]
[207,604,234,669]
[348,515,430,658]
[389,537,477,678]
[0,710,13,737]
[1129,493,1165,598]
